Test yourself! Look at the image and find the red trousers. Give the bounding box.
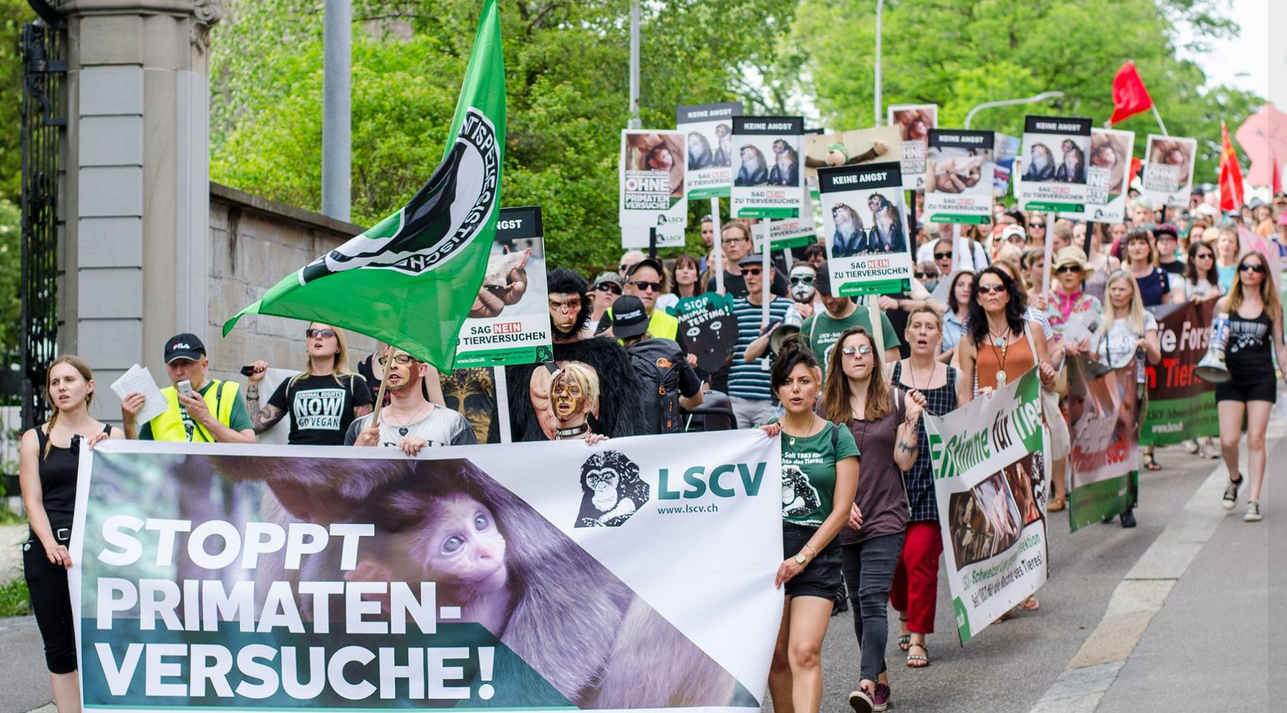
[888,521,943,634]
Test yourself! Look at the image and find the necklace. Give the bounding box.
[386,403,429,437]
[986,326,1010,387]
[783,417,817,446]
[907,359,936,391]
[556,423,589,439]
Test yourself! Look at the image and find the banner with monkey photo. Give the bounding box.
[71,434,783,712]
[924,369,1049,645]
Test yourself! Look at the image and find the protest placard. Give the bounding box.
[993,132,1021,197]
[731,116,805,219]
[751,196,817,251]
[1142,134,1198,208]
[924,129,996,224]
[677,102,742,200]
[803,126,901,196]
[1140,301,1219,445]
[72,433,781,712]
[888,104,937,190]
[924,369,1049,644]
[1064,128,1135,223]
[818,162,911,296]
[455,206,553,367]
[1016,115,1093,213]
[619,130,687,227]
[1066,356,1141,531]
[674,292,739,372]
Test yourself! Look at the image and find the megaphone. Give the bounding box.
[1195,312,1232,384]
[769,310,805,354]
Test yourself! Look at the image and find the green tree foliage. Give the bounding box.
[0,0,34,201]
[793,0,1261,185]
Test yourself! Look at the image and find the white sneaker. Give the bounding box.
[1244,501,1262,522]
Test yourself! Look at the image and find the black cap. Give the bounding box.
[814,260,834,296]
[164,333,206,363]
[610,296,650,339]
[1153,223,1178,240]
[738,254,770,268]
[625,257,665,280]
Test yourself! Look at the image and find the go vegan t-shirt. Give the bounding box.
[775,421,860,528]
[267,373,373,446]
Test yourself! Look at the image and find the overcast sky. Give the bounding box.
[1176,0,1270,95]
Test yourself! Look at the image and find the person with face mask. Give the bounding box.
[345,345,476,453]
[788,263,822,320]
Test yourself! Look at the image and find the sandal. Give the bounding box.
[1142,454,1162,471]
[1018,595,1040,612]
[1047,496,1066,512]
[897,633,911,651]
[906,642,929,668]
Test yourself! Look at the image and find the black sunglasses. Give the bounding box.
[1031,222,1046,229]
[307,328,337,339]
[630,280,663,292]
[1239,262,1266,274]
[976,283,1008,295]
[1055,265,1082,274]
[789,275,815,285]
[934,251,953,260]
[742,267,763,276]
[596,283,622,294]
[914,271,935,279]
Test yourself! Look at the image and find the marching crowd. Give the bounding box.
[17,188,1287,713]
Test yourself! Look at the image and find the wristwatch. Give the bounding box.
[794,552,807,565]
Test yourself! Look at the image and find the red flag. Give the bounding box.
[1130,156,1143,184]
[1110,61,1154,125]
[1219,121,1244,211]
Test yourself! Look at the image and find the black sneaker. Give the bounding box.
[832,594,849,616]
[1222,474,1242,511]
[1120,507,1136,528]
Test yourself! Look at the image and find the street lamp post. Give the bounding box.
[963,91,1065,130]
[874,0,884,127]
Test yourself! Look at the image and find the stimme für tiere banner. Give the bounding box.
[619,130,688,228]
[923,129,996,225]
[1065,357,1140,532]
[455,206,554,367]
[818,162,912,297]
[731,116,805,219]
[1063,128,1135,223]
[1140,301,1219,446]
[924,369,1049,645]
[677,102,742,200]
[1016,115,1092,213]
[887,104,937,190]
[1141,134,1198,208]
[71,435,782,712]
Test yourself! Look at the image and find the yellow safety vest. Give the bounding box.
[149,379,239,442]
[605,307,680,342]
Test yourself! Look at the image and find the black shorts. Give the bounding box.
[1215,379,1277,404]
[782,523,843,600]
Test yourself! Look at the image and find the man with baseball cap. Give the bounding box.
[611,295,703,434]
[121,332,255,443]
[598,257,680,341]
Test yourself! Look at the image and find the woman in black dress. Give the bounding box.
[20,356,124,711]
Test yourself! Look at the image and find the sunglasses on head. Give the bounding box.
[842,344,873,357]
[1055,265,1082,274]
[596,283,622,294]
[306,328,336,339]
[378,353,416,367]
[742,267,763,276]
[1239,262,1266,274]
[789,275,815,285]
[630,280,663,292]
[934,251,953,260]
[976,283,1007,295]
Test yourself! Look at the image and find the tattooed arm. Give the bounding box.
[893,388,925,471]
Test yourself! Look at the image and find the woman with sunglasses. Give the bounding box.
[246,323,374,445]
[1216,252,1286,522]
[958,266,1059,404]
[1027,214,1048,245]
[657,254,701,314]
[1045,247,1102,511]
[821,326,925,713]
[20,356,122,712]
[889,307,957,669]
[759,337,859,713]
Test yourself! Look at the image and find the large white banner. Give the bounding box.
[925,369,1049,644]
[71,433,782,712]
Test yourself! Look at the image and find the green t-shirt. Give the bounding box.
[777,421,860,528]
[801,306,901,378]
[140,380,253,441]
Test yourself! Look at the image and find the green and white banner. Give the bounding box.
[1140,301,1219,445]
[1066,357,1140,531]
[71,434,782,712]
[925,369,1049,645]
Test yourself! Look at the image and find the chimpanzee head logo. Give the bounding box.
[781,465,821,519]
[575,450,651,528]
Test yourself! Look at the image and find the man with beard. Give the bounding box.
[346,345,476,452]
[495,267,647,441]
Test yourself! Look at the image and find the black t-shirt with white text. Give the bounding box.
[267,373,374,445]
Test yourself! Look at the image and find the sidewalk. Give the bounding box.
[1,523,27,584]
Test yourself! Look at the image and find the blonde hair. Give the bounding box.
[43,356,95,459]
[1222,251,1282,326]
[552,362,600,409]
[289,323,356,389]
[1099,271,1147,338]
[1201,226,1222,244]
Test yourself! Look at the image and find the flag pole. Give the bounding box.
[370,349,392,428]
[711,197,725,294]
[1150,105,1169,136]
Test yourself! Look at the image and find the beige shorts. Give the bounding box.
[1042,387,1070,460]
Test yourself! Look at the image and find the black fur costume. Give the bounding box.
[492,268,648,442]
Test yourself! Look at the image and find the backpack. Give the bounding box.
[627,338,686,434]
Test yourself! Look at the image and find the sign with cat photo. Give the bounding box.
[455,206,554,367]
[730,115,805,219]
[71,433,783,712]
[818,161,912,296]
[677,101,742,200]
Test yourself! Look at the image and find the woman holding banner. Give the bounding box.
[760,337,859,713]
[1089,272,1162,524]
[822,327,926,712]
[1216,252,1286,522]
[889,307,958,668]
[20,356,124,712]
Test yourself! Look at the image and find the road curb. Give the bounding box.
[1028,421,1284,712]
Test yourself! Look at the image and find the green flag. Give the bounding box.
[223,0,505,369]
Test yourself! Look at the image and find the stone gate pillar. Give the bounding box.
[58,0,222,419]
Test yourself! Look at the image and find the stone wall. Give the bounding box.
[206,183,376,384]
